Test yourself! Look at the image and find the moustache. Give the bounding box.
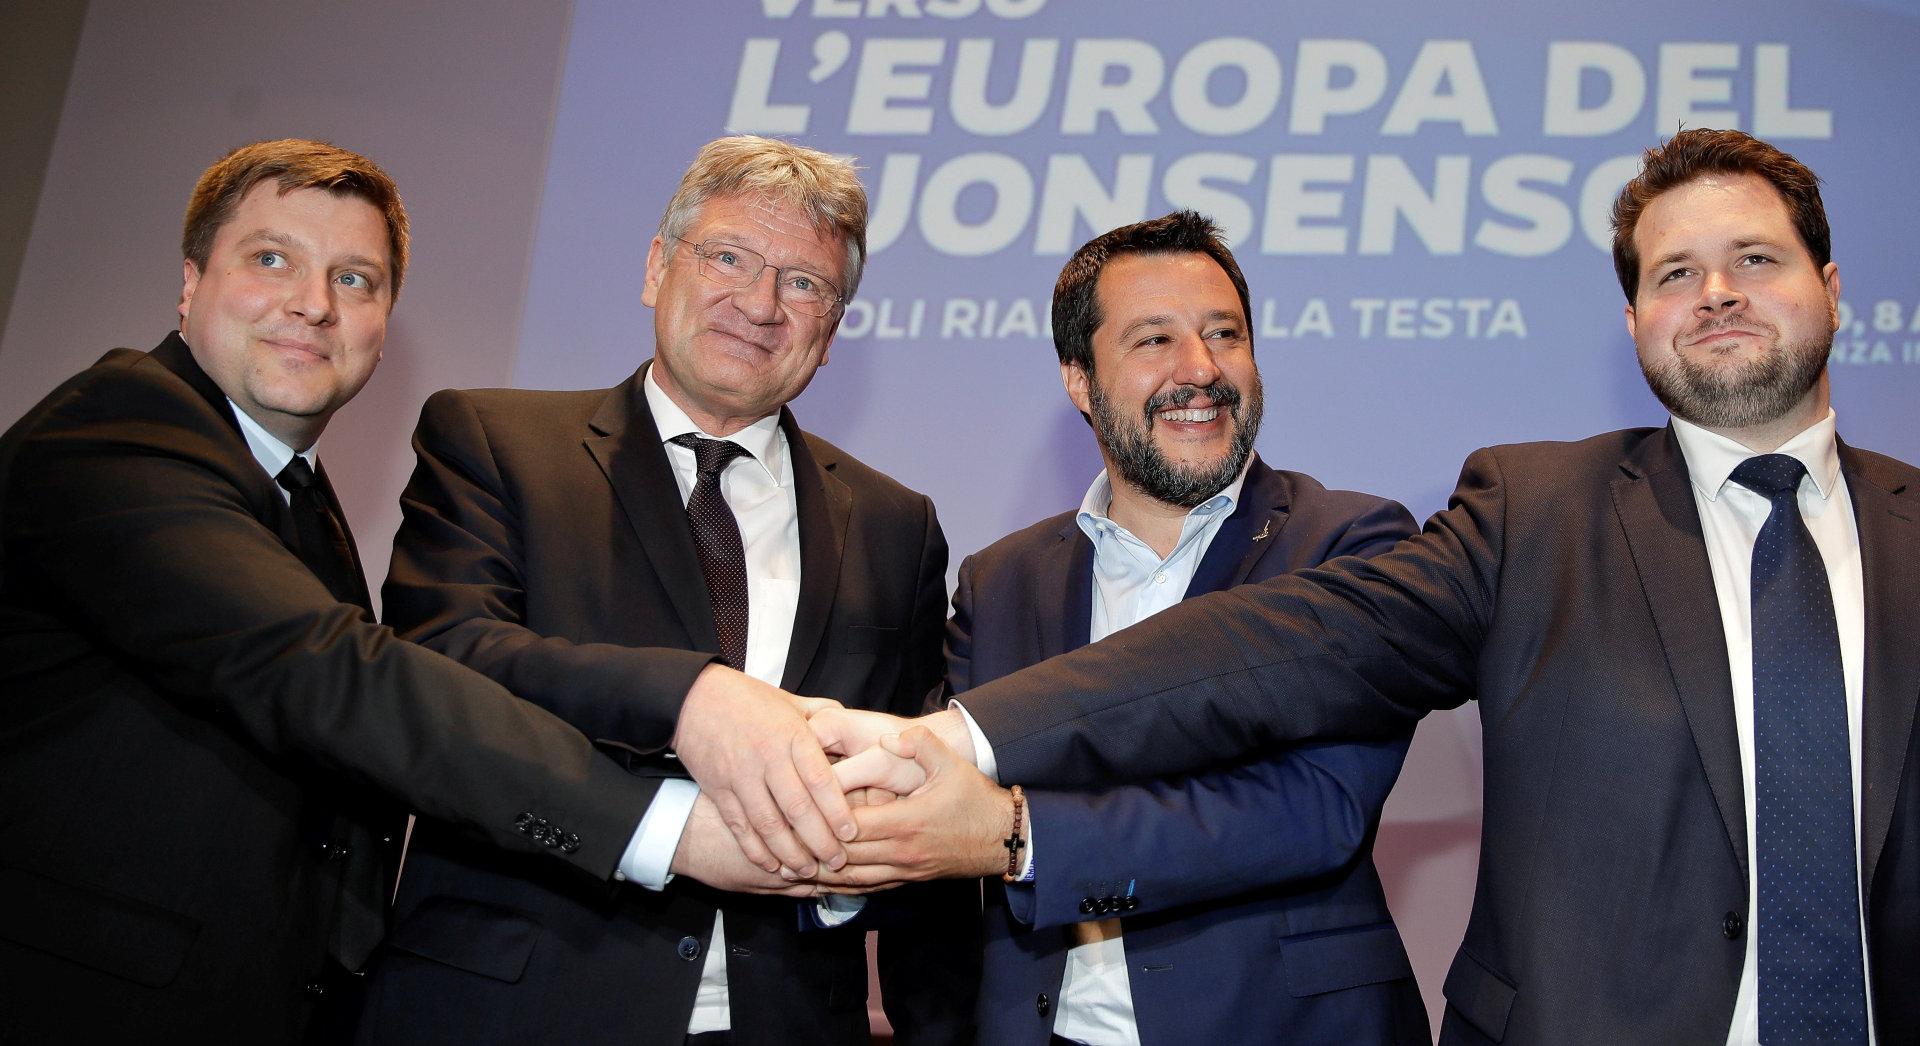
[1682,315,1775,344]
[1144,382,1241,421]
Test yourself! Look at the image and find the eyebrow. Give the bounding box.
[1114,309,1244,340]
[1646,237,1790,274]
[234,229,388,278]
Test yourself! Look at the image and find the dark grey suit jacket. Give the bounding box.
[954,427,1920,1044]
[357,362,978,1046]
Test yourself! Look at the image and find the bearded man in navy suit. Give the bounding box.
[817,212,1429,1046]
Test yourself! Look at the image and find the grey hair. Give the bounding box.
[657,135,869,300]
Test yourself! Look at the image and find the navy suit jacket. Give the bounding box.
[955,429,1920,1044]
[950,457,1431,1045]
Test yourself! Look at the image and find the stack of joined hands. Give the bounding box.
[663,665,1021,898]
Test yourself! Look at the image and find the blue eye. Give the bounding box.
[258,251,287,268]
[337,272,369,290]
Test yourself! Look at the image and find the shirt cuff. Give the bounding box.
[948,699,999,782]
[1018,813,1036,881]
[811,894,868,927]
[613,778,699,890]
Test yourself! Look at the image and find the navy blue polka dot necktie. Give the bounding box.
[1730,453,1867,1044]
[671,434,750,671]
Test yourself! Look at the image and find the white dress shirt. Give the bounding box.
[607,366,806,1034]
[1670,410,1875,1046]
[1001,463,1249,1046]
[230,399,309,504]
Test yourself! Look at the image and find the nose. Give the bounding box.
[731,267,784,324]
[1171,332,1222,388]
[287,271,336,326]
[1695,269,1746,317]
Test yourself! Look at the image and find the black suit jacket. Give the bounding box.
[0,335,664,1043]
[955,458,1429,1045]
[953,427,1920,1044]
[357,362,977,1046]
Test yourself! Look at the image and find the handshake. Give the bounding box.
[664,663,1024,897]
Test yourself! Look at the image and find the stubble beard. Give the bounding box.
[1089,376,1264,508]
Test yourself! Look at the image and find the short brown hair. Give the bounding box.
[1610,129,1828,303]
[1052,210,1253,372]
[657,135,868,300]
[183,138,411,301]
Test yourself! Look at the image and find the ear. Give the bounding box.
[641,236,668,308]
[1062,361,1092,418]
[1622,301,1637,343]
[1822,262,1842,332]
[179,258,202,327]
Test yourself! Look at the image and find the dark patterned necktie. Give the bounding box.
[275,457,368,615]
[1730,453,1867,1044]
[670,434,751,671]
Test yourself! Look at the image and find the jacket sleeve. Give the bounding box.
[1008,735,1410,927]
[967,452,1506,789]
[382,389,714,754]
[2,362,654,879]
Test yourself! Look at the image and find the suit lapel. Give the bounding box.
[780,415,850,691]
[1187,457,1289,597]
[1048,521,1096,656]
[584,366,722,655]
[149,332,304,556]
[1842,442,1920,895]
[1611,426,1748,885]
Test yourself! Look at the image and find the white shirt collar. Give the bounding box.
[1670,409,1842,503]
[642,363,786,487]
[1075,455,1253,539]
[228,398,315,485]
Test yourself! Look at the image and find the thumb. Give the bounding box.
[904,725,953,777]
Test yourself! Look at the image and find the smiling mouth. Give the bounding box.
[1158,406,1221,424]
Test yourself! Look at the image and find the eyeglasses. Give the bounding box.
[670,237,845,318]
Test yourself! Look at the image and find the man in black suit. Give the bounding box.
[819,130,1920,1043]
[0,139,828,1043]
[826,212,1427,1045]
[354,135,975,1045]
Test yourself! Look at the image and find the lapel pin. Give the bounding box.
[1253,519,1271,542]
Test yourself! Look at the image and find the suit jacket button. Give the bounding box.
[1079,898,1096,915]
[678,936,702,961]
[1036,993,1050,1017]
[1722,912,1744,939]
[1122,896,1139,912]
[303,981,328,998]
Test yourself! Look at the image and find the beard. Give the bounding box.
[1639,316,1832,430]
[1089,375,1264,508]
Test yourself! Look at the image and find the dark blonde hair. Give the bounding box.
[183,138,410,300]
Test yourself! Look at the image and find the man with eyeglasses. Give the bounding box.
[355,136,978,1045]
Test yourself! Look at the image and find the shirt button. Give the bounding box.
[1153,572,1168,584]
[677,936,702,961]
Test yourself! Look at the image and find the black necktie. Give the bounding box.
[670,434,751,671]
[1730,453,1867,1044]
[274,456,385,971]
[275,457,369,616]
